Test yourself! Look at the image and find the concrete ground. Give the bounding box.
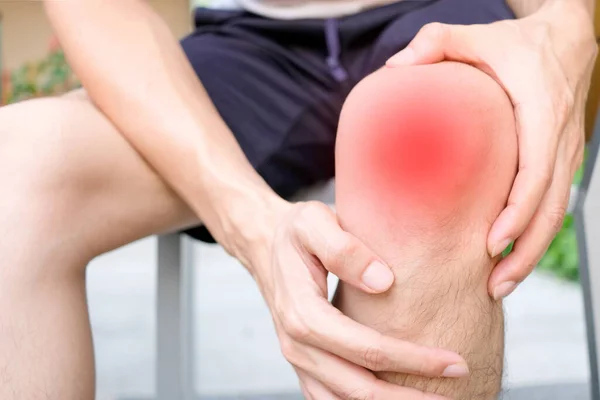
[88,237,591,400]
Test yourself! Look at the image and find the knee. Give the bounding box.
[336,62,517,229]
[0,97,95,253]
[1,98,84,191]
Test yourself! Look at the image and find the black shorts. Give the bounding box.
[180,0,514,242]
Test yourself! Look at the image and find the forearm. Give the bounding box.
[43,0,284,260]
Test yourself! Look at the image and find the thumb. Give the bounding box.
[297,204,395,294]
[386,22,479,67]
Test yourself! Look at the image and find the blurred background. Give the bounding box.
[1,0,600,399]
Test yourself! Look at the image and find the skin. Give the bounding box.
[0,1,461,399]
[337,66,492,210]
[387,0,598,301]
[333,61,518,399]
[0,0,593,398]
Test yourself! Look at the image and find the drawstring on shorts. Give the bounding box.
[325,18,349,83]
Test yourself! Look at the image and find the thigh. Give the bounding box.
[0,92,198,259]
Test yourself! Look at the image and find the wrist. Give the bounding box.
[181,121,291,271]
[200,171,290,271]
[225,189,290,270]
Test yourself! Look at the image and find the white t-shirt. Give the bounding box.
[235,0,400,19]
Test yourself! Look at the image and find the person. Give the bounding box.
[0,0,595,398]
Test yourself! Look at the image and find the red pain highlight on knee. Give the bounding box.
[365,104,478,198]
[336,64,487,207]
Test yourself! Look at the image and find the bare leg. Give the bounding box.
[0,91,198,399]
[334,62,518,399]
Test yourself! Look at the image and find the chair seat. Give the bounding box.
[290,179,335,204]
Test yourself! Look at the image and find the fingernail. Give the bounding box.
[442,362,470,378]
[362,261,394,292]
[491,238,512,258]
[386,47,415,67]
[493,281,517,300]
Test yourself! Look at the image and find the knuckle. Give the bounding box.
[282,309,312,341]
[279,335,301,366]
[362,344,387,372]
[553,92,574,122]
[421,22,446,39]
[546,204,567,233]
[542,169,554,188]
[523,260,537,276]
[323,234,362,273]
[291,201,330,232]
[415,352,438,377]
[514,252,538,276]
[523,164,553,194]
[533,163,554,190]
[344,388,375,400]
[329,234,359,260]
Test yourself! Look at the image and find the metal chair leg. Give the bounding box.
[155,234,196,400]
[181,235,197,400]
[576,109,600,400]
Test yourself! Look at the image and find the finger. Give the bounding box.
[297,346,449,400]
[298,370,342,400]
[486,56,571,257]
[486,102,564,257]
[488,155,572,300]
[297,370,316,400]
[386,22,483,67]
[297,201,394,294]
[284,296,468,377]
[299,379,313,400]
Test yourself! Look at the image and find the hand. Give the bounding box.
[247,200,468,399]
[386,3,598,300]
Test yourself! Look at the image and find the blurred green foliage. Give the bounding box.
[2,44,80,105]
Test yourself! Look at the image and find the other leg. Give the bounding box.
[0,92,198,400]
